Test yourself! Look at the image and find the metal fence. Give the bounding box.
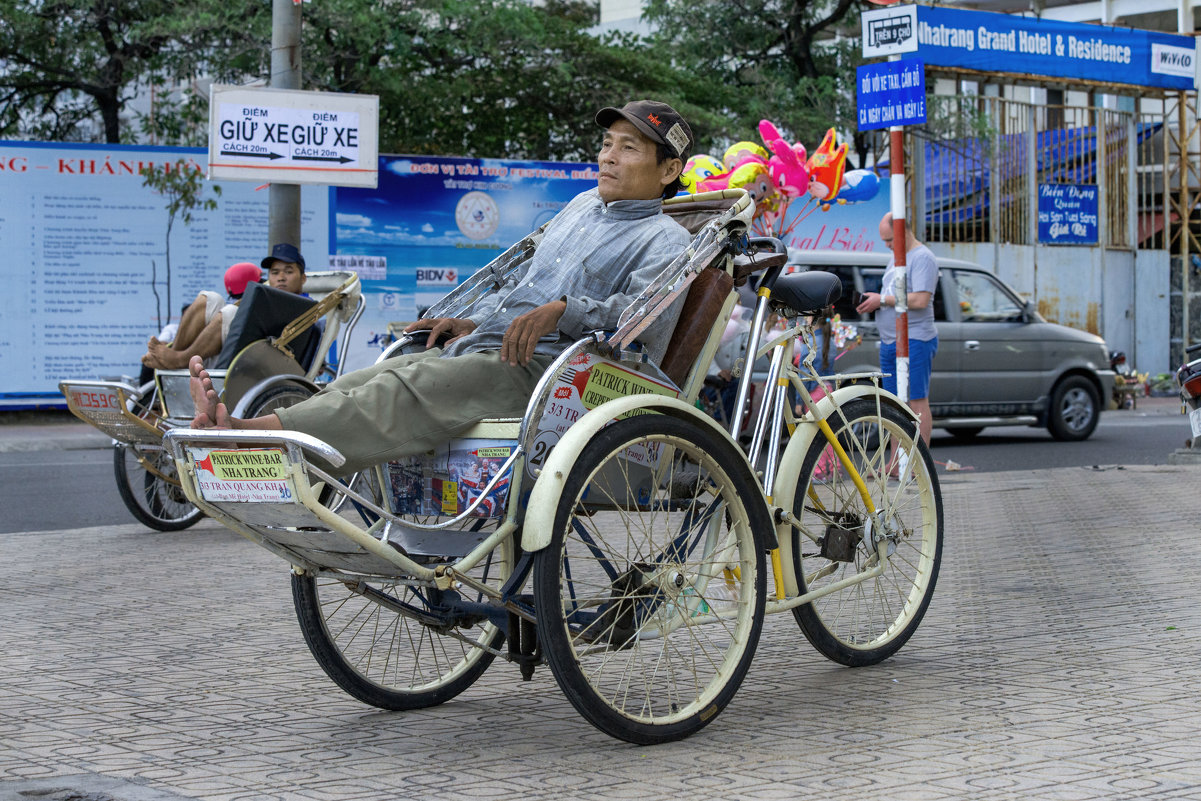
[910,95,1164,249]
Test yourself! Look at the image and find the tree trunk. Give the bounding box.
[96,87,122,143]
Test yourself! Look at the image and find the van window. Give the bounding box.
[950,270,1022,322]
[864,267,947,321]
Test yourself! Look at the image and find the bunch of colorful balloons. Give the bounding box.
[679,119,882,237]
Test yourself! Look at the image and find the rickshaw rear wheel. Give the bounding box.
[533,414,768,744]
[291,527,514,710]
[113,443,204,531]
[790,398,943,666]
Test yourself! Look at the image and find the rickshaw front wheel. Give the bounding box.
[533,414,769,744]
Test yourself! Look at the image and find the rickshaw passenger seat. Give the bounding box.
[658,267,734,387]
[213,282,319,369]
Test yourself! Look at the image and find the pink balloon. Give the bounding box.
[757,118,809,198]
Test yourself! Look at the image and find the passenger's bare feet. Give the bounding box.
[189,355,229,428]
[143,338,190,370]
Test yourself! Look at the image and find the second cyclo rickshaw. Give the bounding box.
[59,271,365,530]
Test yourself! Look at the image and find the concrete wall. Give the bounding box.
[1136,249,1171,371]
[932,242,1172,375]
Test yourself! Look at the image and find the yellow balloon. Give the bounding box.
[723,141,769,172]
[681,154,723,193]
[727,161,778,210]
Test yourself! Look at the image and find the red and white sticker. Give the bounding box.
[189,447,297,504]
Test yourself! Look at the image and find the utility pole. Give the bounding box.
[268,0,302,249]
[888,54,910,404]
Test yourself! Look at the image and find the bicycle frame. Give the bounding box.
[723,278,924,613]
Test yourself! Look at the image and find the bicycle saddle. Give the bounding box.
[770,270,842,316]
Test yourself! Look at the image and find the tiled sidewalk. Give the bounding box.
[3,464,1200,801]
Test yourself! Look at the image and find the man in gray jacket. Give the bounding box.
[188,100,695,474]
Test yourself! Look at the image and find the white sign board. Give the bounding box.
[862,4,919,59]
[208,86,379,188]
[0,141,329,404]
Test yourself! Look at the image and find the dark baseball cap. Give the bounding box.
[261,242,306,272]
[595,100,693,160]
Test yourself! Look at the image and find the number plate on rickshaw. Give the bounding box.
[1190,406,1201,439]
[68,387,123,412]
[188,447,298,504]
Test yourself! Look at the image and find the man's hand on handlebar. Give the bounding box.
[501,300,566,367]
[404,317,477,348]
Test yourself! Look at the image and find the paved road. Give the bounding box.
[929,397,1189,473]
[0,399,1190,534]
[3,464,1201,801]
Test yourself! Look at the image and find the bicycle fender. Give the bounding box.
[522,394,758,552]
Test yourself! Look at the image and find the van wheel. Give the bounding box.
[1047,376,1100,441]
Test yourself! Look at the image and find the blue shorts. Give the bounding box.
[880,338,938,400]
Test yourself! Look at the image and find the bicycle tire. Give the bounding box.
[291,545,511,711]
[113,443,204,531]
[533,414,768,744]
[790,398,943,666]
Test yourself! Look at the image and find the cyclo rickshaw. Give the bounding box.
[58,271,365,530]
[159,189,943,744]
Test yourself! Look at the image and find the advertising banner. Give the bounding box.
[5,142,888,405]
[332,154,893,372]
[331,154,598,371]
[0,141,329,405]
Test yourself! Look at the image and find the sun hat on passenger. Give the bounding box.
[261,242,306,272]
[224,262,263,297]
[595,100,694,161]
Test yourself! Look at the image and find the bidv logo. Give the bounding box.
[417,268,459,287]
[1152,43,1195,79]
[868,14,914,50]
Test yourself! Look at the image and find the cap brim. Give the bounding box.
[595,107,683,157]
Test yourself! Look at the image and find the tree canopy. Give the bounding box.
[0,0,268,144]
[0,0,869,162]
[643,0,874,168]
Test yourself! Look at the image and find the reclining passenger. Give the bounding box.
[142,244,308,371]
[189,99,696,475]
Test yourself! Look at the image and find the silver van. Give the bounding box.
[787,249,1116,441]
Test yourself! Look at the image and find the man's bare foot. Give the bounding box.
[189,355,230,428]
[143,339,190,370]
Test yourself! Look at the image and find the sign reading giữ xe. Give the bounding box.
[208,86,380,188]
